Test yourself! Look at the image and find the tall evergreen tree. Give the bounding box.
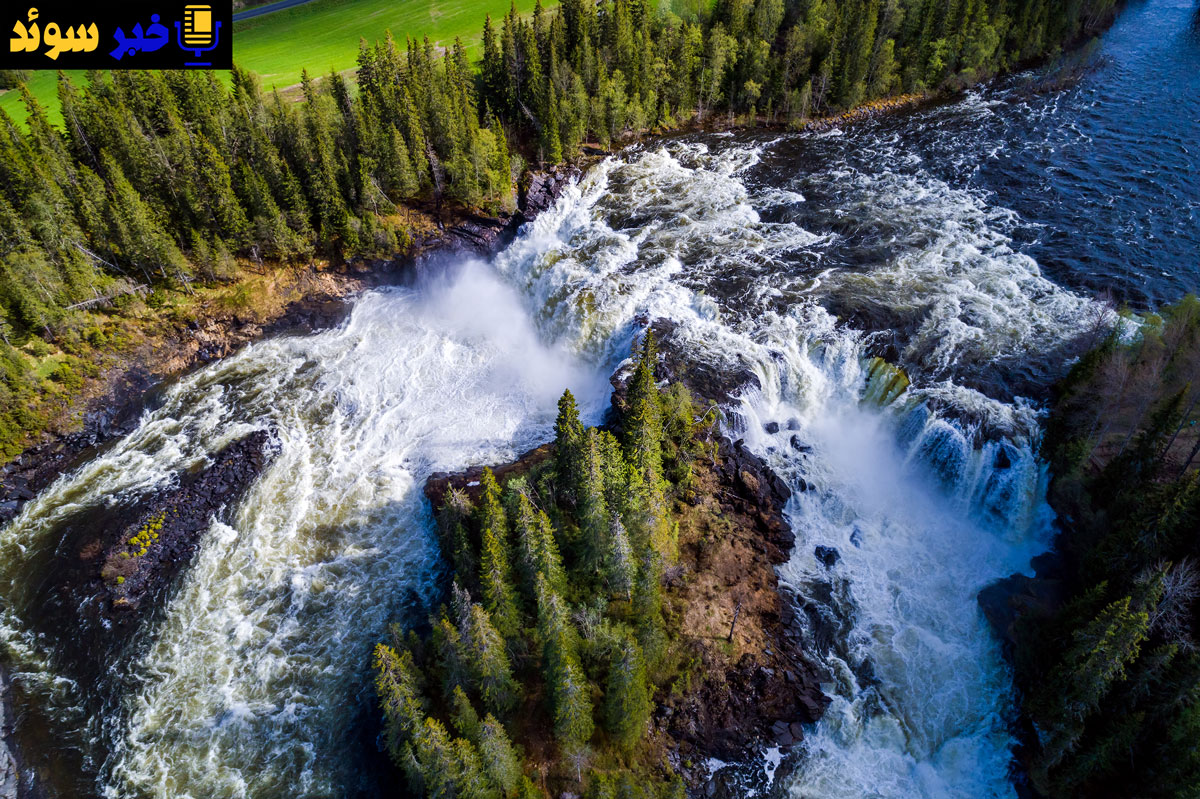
[604,637,651,751]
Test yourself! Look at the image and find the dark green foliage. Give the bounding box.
[1016,296,1200,797]
[604,637,651,751]
[478,469,523,639]
[376,347,708,795]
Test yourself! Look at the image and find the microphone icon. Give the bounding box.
[175,5,221,66]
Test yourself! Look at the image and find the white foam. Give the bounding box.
[0,130,1109,798]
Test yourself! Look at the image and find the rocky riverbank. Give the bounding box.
[0,164,581,530]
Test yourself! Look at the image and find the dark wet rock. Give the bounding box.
[413,212,514,261]
[518,165,581,223]
[644,318,762,406]
[850,526,864,548]
[815,546,840,568]
[99,430,275,614]
[995,446,1012,470]
[763,421,780,434]
[979,573,1064,648]
[789,435,812,453]
[21,428,276,689]
[714,438,794,563]
[426,444,554,509]
[1030,550,1065,579]
[797,691,827,722]
[786,418,801,431]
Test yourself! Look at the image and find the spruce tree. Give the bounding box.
[607,517,635,601]
[434,615,471,698]
[515,493,567,600]
[535,574,594,750]
[373,643,427,756]
[479,714,523,796]
[451,684,483,742]
[1032,595,1151,780]
[632,549,667,669]
[604,637,651,751]
[578,427,612,567]
[555,389,586,502]
[480,519,523,640]
[462,602,522,717]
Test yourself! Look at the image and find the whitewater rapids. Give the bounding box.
[0,127,1109,798]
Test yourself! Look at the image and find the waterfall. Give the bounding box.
[0,124,1108,798]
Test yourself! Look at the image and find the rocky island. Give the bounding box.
[376,332,827,798]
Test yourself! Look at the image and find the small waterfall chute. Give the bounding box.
[861,357,911,407]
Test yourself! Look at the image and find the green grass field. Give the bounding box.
[1,0,552,126]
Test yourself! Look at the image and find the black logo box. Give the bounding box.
[4,1,232,70]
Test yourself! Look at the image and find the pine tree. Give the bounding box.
[451,684,483,742]
[462,602,522,717]
[555,389,586,502]
[479,714,523,796]
[604,637,651,751]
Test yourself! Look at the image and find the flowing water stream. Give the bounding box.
[1,0,1197,795]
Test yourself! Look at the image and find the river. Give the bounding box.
[0,0,1197,796]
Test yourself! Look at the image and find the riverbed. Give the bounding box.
[1,0,1197,795]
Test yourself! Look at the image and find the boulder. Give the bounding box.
[978,573,1064,647]
[815,546,840,568]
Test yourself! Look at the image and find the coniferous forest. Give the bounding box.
[0,0,1119,457]
[1009,296,1200,798]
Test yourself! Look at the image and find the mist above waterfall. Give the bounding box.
[0,92,1124,798]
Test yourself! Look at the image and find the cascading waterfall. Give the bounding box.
[492,139,1097,799]
[0,118,1110,797]
[0,264,611,797]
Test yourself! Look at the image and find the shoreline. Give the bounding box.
[0,162,581,526]
[0,83,941,510]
